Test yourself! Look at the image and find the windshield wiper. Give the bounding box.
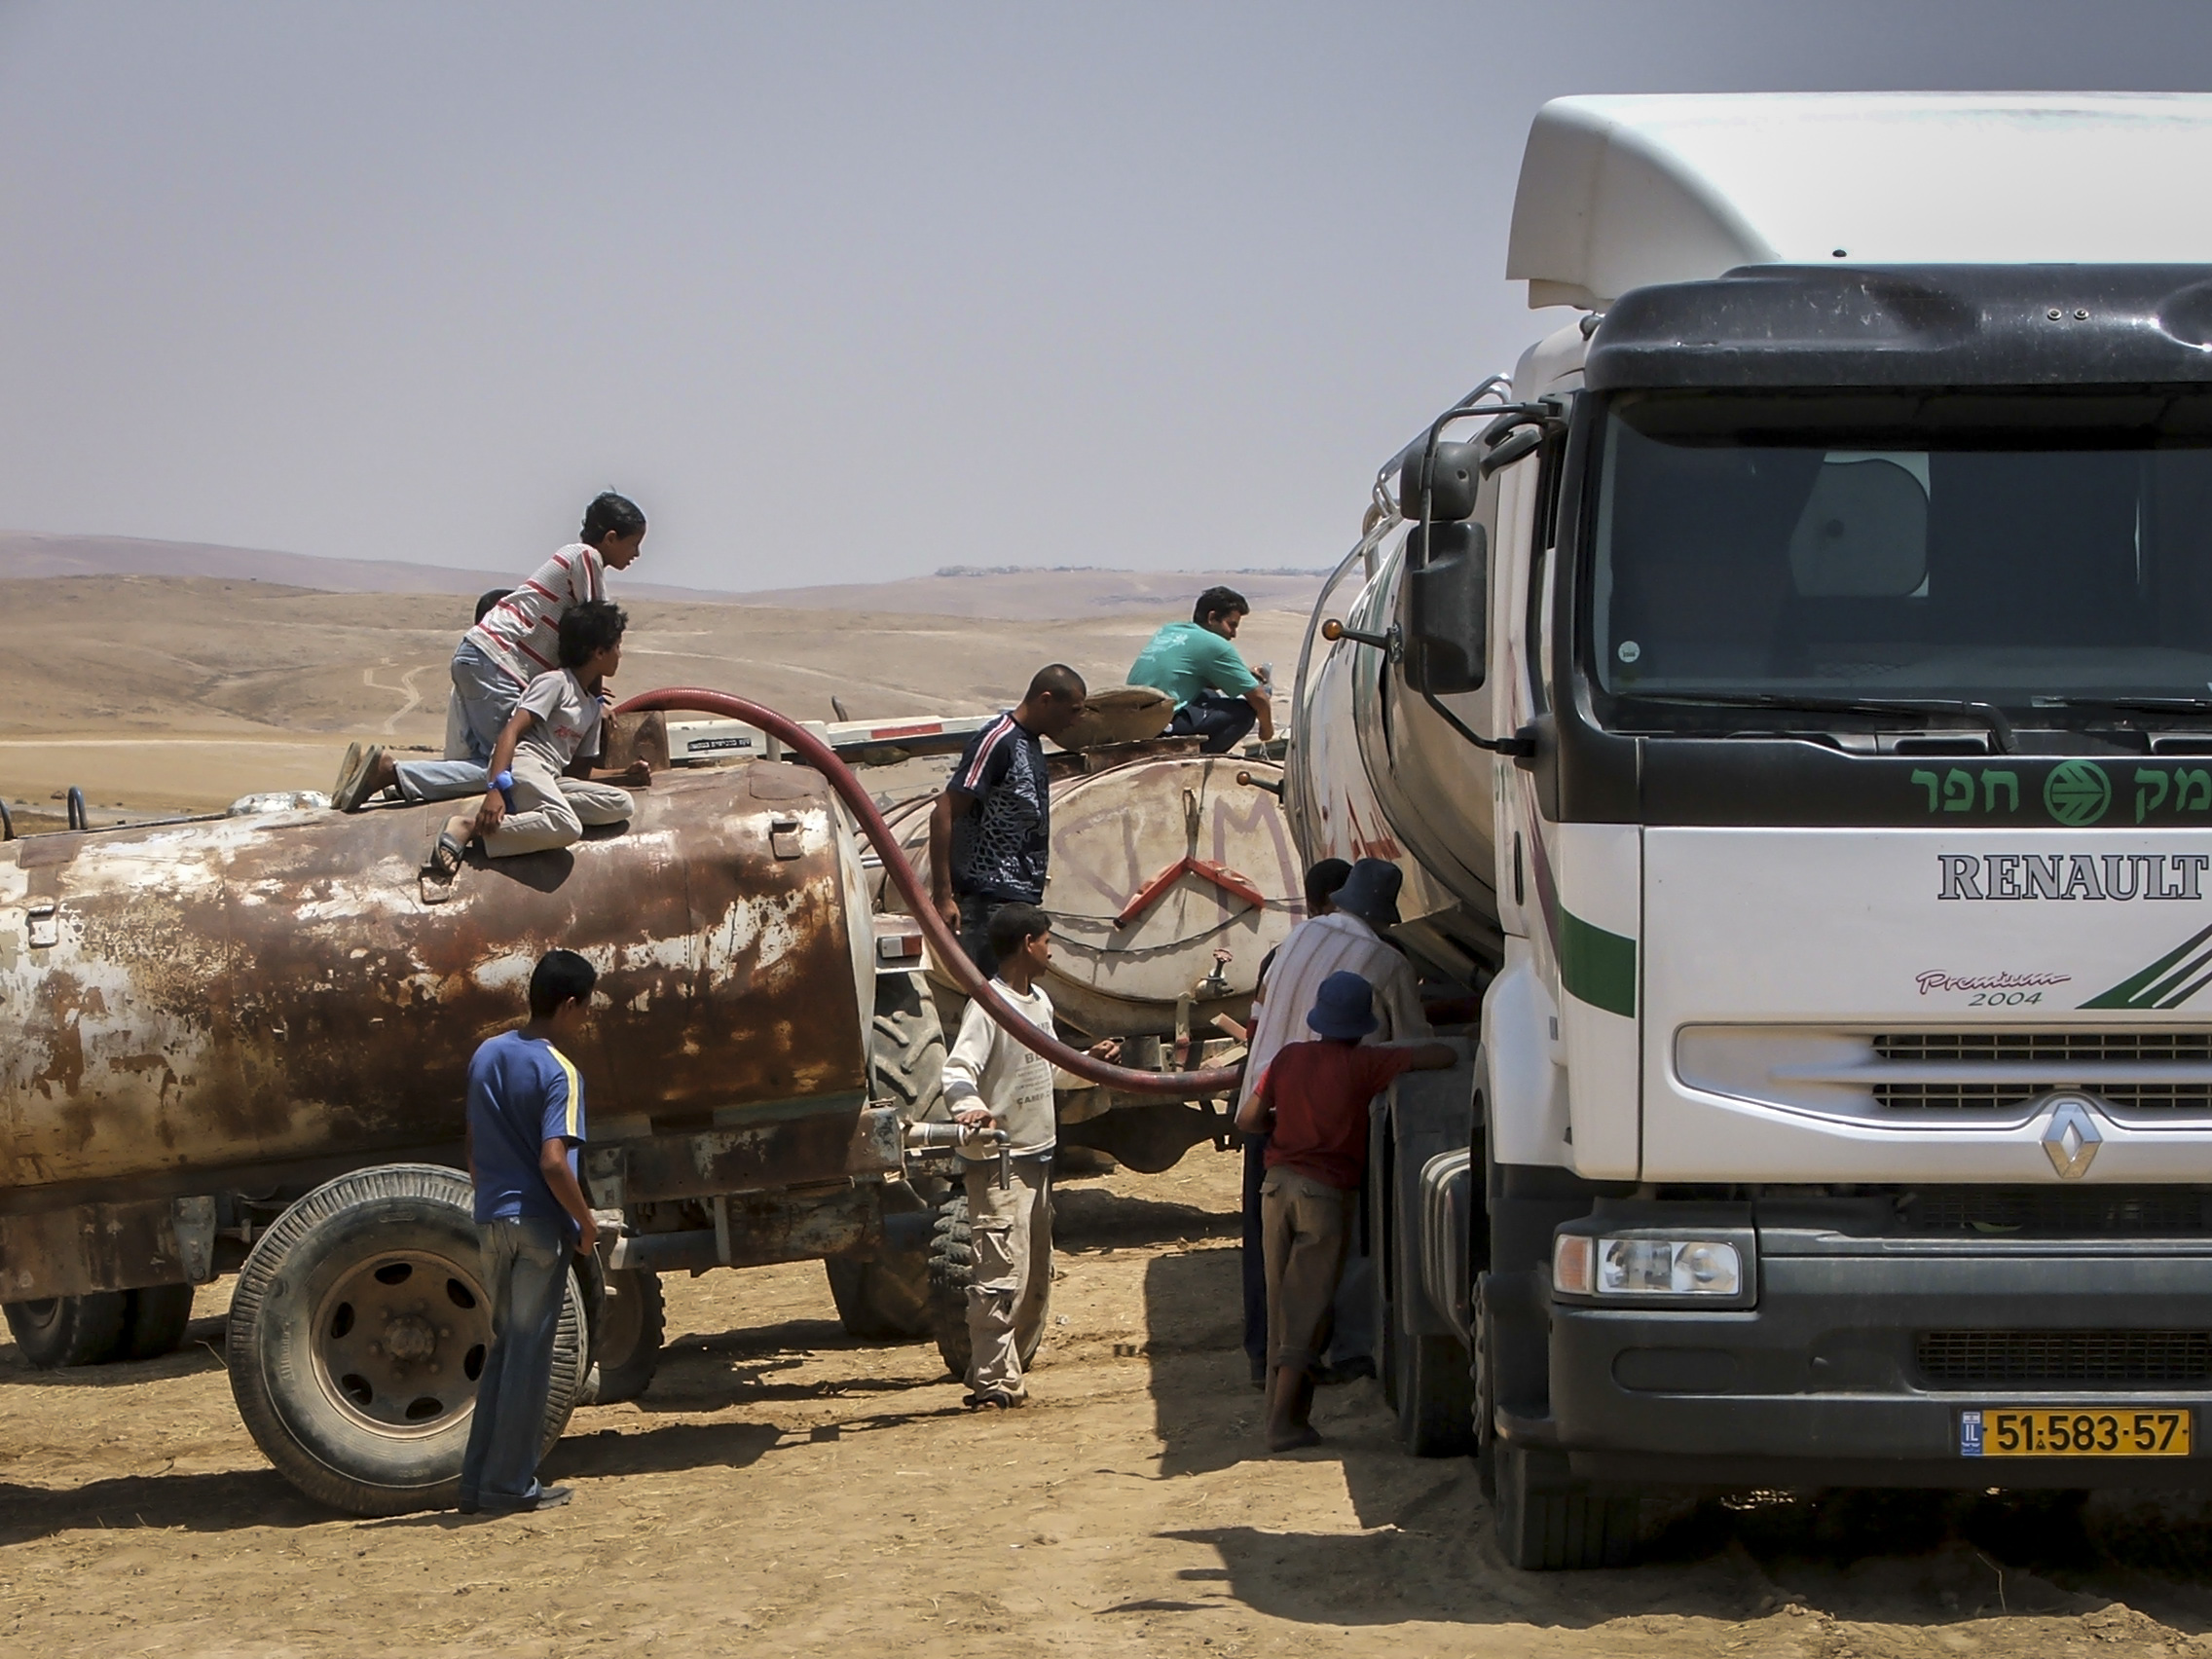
[2031,695,2212,719]
[1626,692,2017,755]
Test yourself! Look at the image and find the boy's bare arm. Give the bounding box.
[538,1138,599,1254]
[1398,1042,1458,1071]
[477,707,537,833]
[1233,1069,1273,1134]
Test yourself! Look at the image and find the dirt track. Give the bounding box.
[6,1153,2212,1657]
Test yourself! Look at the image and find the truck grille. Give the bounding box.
[1903,1187,2212,1235]
[1917,1330,2212,1388]
[1871,1031,2212,1113]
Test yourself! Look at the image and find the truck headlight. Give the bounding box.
[1553,1235,1743,1298]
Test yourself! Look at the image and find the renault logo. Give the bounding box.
[2041,1095,2103,1179]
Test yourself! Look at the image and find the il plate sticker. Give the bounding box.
[1959,1410,1985,1457]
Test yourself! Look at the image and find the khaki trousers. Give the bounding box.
[964,1158,1052,1397]
[1261,1165,1355,1373]
[484,759,634,858]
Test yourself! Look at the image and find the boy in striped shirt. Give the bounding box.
[330,491,646,811]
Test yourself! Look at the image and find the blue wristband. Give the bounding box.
[492,770,514,793]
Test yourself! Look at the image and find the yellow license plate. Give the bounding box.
[1961,1409,2193,1457]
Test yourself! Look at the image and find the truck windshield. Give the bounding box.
[1589,391,2212,726]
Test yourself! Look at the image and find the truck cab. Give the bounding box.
[1287,92,2212,1567]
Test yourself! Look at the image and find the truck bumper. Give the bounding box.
[1544,1241,2212,1490]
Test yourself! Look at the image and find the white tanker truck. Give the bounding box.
[1291,92,2212,1567]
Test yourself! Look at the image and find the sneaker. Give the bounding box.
[963,1388,1023,1411]
[480,1483,572,1514]
[330,743,387,812]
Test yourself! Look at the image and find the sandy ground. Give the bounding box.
[6,1152,2212,1659]
[0,575,1309,816]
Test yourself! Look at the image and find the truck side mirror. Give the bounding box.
[1397,440,1480,521]
[1400,521,1487,694]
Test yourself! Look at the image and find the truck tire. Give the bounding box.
[120,1283,199,1361]
[588,1266,665,1405]
[227,1164,587,1516]
[827,1253,933,1341]
[1493,1440,1639,1570]
[1397,1329,1478,1457]
[3,1293,129,1369]
[925,1187,1049,1382]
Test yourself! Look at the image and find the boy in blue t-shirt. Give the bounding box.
[458,948,601,1515]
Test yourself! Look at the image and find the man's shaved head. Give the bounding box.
[1027,664,1087,704]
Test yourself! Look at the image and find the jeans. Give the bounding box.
[460,1215,570,1508]
[1168,691,1258,755]
[392,757,490,805]
[451,640,525,766]
[1243,1131,1374,1372]
[957,893,1016,978]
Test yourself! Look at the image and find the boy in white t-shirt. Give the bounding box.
[427,602,650,877]
[942,903,1118,1409]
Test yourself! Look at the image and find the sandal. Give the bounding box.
[426,830,467,882]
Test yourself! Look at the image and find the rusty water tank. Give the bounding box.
[879,750,1304,1039]
[0,764,874,1209]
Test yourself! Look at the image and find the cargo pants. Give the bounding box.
[964,1156,1052,1398]
[483,758,634,858]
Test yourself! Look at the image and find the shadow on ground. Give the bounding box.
[1140,1245,2212,1634]
[0,1315,230,1387]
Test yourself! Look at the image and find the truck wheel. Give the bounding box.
[925,1187,1049,1381]
[120,1283,199,1361]
[1397,1329,1478,1457]
[227,1164,588,1516]
[3,1293,129,1369]
[589,1267,665,1404]
[1493,1439,1639,1570]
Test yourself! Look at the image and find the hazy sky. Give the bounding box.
[6,1,2212,592]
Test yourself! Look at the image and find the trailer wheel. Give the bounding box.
[925,1185,1049,1382]
[120,1283,199,1361]
[588,1267,665,1405]
[227,1164,587,1516]
[3,1293,129,1369]
[827,1251,933,1341]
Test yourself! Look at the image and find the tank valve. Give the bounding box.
[1235,769,1283,798]
[903,1121,1013,1188]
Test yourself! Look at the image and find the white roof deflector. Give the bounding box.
[1508,92,2212,310]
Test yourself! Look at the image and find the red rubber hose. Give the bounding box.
[615,687,1245,1099]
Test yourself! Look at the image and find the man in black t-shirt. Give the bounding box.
[929,665,1087,976]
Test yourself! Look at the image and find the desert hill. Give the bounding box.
[0,571,1312,817]
[1,530,1331,619]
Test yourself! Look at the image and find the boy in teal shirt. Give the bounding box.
[1128,586,1274,754]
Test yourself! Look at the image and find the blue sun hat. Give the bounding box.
[1307,971,1380,1040]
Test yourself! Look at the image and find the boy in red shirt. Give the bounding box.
[1235,971,1455,1451]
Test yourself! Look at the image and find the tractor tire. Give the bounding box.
[588,1266,665,1405]
[226,1163,588,1516]
[925,1185,1050,1382]
[120,1283,199,1361]
[829,969,949,1343]
[870,968,948,1124]
[3,1293,129,1369]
